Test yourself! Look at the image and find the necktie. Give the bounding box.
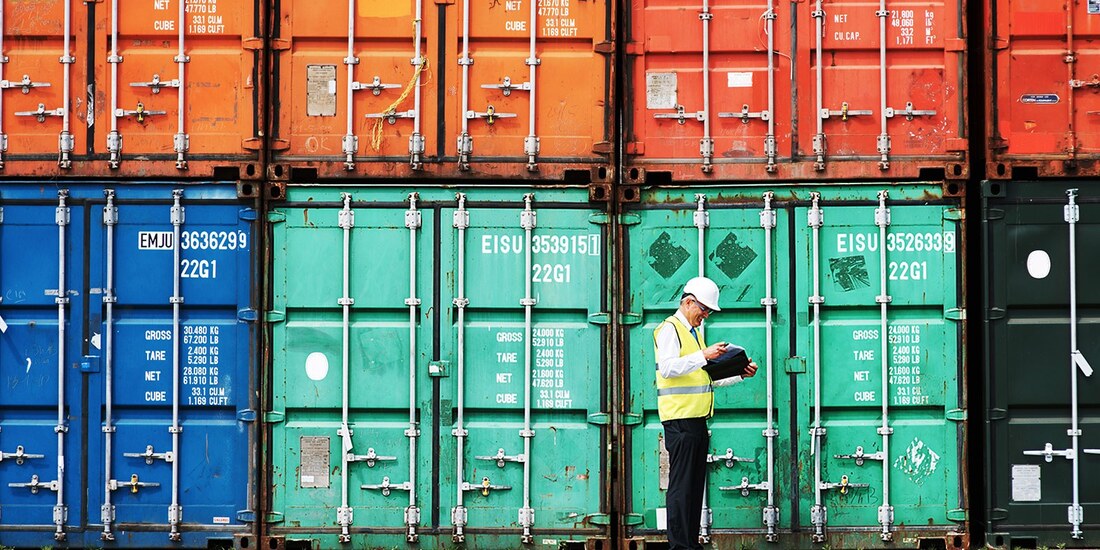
[690,327,700,346]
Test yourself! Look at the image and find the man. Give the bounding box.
[654,276,758,550]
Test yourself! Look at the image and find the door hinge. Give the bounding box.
[587,413,611,426]
[265,512,285,524]
[265,311,286,323]
[945,308,966,321]
[620,312,642,325]
[264,411,285,424]
[237,510,256,523]
[619,213,641,226]
[270,39,291,51]
[267,211,287,223]
[242,138,263,151]
[592,141,612,154]
[587,513,610,525]
[589,213,610,225]
[238,308,258,322]
[239,208,258,221]
[593,41,614,54]
[947,509,968,523]
[241,37,263,51]
[945,138,969,152]
[621,413,642,426]
[990,508,1008,521]
[946,409,967,422]
[984,207,1005,220]
[587,313,611,325]
[944,38,967,52]
[622,513,644,526]
[785,356,807,374]
[989,408,1007,421]
[943,208,964,221]
[236,409,257,423]
[270,139,291,151]
[987,308,1006,320]
[428,361,450,378]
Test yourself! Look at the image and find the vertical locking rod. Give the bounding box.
[173,0,189,169]
[336,193,354,543]
[457,0,473,170]
[58,0,73,168]
[168,190,184,541]
[1066,189,1084,538]
[764,2,777,172]
[342,0,358,169]
[404,193,422,541]
[693,193,713,542]
[107,0,122,168]
[53,190,70,540]
[519,194,537,543]
[876,1,890,169]
[524,0,540,171]
[760,192,779,541]
[699,0,713,172]
[102,190,118,540]
[451,194,470,542]
[812,0,826,170]
[409,0,425,169]
[875,191,894,540]
[0,1,7,169]
[808,192,827,541]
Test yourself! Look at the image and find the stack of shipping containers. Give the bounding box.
[0,0,1095,548]
[0,0,263,547]
[982,0,1100,547]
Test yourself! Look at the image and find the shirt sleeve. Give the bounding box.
[712,375,743,387]
[655,323,707,378]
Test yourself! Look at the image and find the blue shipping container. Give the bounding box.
[0,183,257,548]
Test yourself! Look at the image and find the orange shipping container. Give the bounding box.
[0,0,263,180]
[623,0,967,183]
[987,0,1100,179]
[268,0,614,182]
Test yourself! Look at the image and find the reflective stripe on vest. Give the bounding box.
[654,315,714,421]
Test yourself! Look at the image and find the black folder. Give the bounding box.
[702,344,750,380]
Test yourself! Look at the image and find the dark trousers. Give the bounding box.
[663,417,709,550]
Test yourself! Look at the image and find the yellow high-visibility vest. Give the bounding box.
[654,315,713,421]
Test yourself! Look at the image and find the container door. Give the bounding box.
[624,0,793,179]
[272,0,440,177]
[2,0,88,175]
[793,188,964,545]
[990,0,1100,175]
[0,191,84,544]
[983,182,1100,547]
[92,0,261,177]
[623,190,794,541]
[268,191,435,547]
[795,0,965,175]
[437,194,610,545]
[448,0,611,177]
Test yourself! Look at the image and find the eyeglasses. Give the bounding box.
[692,298,711,316]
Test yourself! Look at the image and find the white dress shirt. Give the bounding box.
[655,310,743,387]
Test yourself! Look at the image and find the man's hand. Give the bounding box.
[742,359,759,378]
[702,342,728,360]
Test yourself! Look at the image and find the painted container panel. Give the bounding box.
[622,0,967,183]
[266,186,610,549]
[982,181,1100,548]
[987,0,1100,178]
[792,189,965,547]
[622,193,794,543]
[0,0,89,176]
[269,0,613,182]
[0,183,257,549]
[622,184,966,549]
[90,0,263,178]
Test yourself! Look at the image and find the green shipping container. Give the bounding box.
[264,185,611,549]
[621,184,967,549]
[982,181,1100,549]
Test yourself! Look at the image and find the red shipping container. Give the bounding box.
[268,0,614,182]
[623,0,967,183]
[987,0,1100,179]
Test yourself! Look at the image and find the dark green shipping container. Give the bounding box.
[982,181,1100,549]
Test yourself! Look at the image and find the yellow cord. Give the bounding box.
[369,56,428,152]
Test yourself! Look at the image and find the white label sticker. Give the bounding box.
[1012,464,1042,502]
[656,507,668,531]
[646,72,678,110]
[212,517,230,525]
[727,71,753,88]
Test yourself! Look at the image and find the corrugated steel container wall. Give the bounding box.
[267,0,614,182]
[621,183,967,549]
[264,185,611,549]
[0,1,263,179]
[622,0,968,183]
[89,0,264,179]
[0,183,258,548]
[982,180,1100,548]
[986,0,1100,179]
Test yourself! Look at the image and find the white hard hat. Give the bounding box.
[682,276,721,312]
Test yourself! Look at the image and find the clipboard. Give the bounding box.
[702,344,750,380]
